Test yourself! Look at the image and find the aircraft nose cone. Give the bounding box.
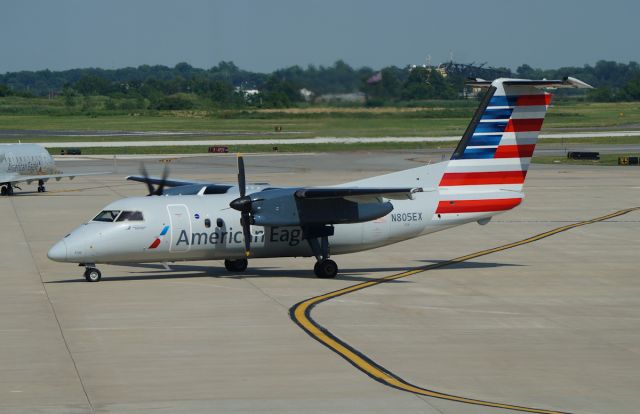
[47,240,67,262]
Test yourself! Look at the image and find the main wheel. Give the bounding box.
[314,259,338,279]
[84,268,102,282]
[224,258,248,272]
[0,186,6,196]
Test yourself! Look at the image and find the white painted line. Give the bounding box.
[36,130,640,148]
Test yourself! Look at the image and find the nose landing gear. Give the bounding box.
[1,183,14,196]
[83,265,102,282]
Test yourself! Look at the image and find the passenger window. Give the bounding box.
[204,218,211,228]
[93,210,121,222]
[116,211,144,222]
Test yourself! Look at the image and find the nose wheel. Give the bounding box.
[1,184,14,196]
[83,267,102,282]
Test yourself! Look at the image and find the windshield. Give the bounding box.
[92,210,121,222]
[116,211,144,222]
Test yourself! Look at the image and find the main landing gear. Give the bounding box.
[305,225,338,278]
[82,265,102,282]
[225,258,248,273]
[37,179,46,193]
[314,259,338,279]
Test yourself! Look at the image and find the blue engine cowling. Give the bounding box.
[250,188,393,226]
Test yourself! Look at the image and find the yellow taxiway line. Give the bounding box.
[290,207,640,414]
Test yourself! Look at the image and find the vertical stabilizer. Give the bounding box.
[436,77,591,218]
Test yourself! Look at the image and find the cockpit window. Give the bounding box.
[93,210,121,222]
[116,211,144,222]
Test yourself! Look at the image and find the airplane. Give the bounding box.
[47,77,592,282]
[0,143,105,195]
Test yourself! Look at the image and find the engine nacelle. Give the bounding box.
[250,188,393,226]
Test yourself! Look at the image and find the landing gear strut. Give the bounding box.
[83,265,102,282]
[305,225,338,278]
[224,258,248,273]
[37,179,46,193]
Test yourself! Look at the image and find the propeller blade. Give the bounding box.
[155,165,169,196]
[237,154,246,198]
[234,154,251,257]
[241,212,252,257]
[140,164,155,196]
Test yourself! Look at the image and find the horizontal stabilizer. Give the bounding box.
[466,77,593,89]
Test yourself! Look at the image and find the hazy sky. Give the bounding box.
[1,0,638,74]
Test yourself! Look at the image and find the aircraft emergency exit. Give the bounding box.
[48,77,592,281]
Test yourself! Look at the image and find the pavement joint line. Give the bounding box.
[9,197,96,414]
[241,276,290,310]
[290,207,640,414]
[414,393,447,414]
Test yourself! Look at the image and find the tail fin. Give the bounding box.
[436,77,591,217]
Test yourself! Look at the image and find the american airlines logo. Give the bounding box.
[148,226,169,249]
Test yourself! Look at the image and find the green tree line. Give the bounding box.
[2,60,640,108]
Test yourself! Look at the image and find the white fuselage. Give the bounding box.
[50,162,503,265]
[0,144,56,182]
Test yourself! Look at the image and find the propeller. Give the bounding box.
[140,164,169,196]
[229,154,253,257]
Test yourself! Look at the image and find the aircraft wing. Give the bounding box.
[3,171,108,185]
[248,186,428,227]
[294,187,426,201]
[126,175,208,187]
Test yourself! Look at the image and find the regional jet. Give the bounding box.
[0,143,104,195]
[48,77,592,281]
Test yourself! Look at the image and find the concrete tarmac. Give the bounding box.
[0,152,639,413]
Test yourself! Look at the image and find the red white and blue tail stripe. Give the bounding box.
[436,77,591,218]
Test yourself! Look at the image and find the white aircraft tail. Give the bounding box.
[345,77,591,219]
[435,77,592,217]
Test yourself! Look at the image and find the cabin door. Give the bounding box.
[167,204,191,252]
